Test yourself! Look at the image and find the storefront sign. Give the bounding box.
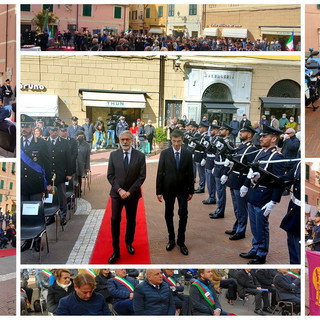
[204,71,235,80]
[20,83,46,91]
[211,24,242,27]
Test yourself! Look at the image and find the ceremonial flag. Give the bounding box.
[286,32,294,51]
[307,250,320,315]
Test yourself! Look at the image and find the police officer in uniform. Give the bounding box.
[67,116,84,139]
[194,121,210,193]
[184,121,198,180]
[202,124,220,205]
[209,123,234,219]
[224,125,259,240]
[280,161,301,264]
[240,124,285,264]
[47,120,73,226]
[21,114,51,201]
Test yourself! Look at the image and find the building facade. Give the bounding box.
[305,4,320,53]
[21,4,129,35]
[306,162,320,216]
[203,4,301,45]
[166,4,202,38]
[20,55,300,128]
[0,5,16,86]
[0,162,16,214]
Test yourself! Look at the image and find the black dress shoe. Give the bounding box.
[179,245,189,255]
[254,309,265,316]
[46,216,56,226]
[194,188,205,193]
[108,252,120,264]
[202,199,216,204]
[34,238,41,252]
[262,307,273,314]
[166,241,175,251]
[225,230,236,235]
[229,233,245,240]
[21,240,32,252]
[240,252,256,259]
[126,244,135,255]
[209,213,224,219]
[248,256,266,264]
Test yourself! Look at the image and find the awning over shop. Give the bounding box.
[81,90,147,108]
[221,28,247,38]
[203,28,218,37]
[203,103,238,114]
[20,94,59,117]
[149,27,163,34]
[260,26,301,36]
[259,97,300,109]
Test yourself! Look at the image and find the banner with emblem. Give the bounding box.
[307,250,320,315]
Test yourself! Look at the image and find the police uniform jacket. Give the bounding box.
[67,124,84,139]
[47,137,73,184]
[226,141,258,190]
[280,162,300,235]
[106,276,137,304]
[193,132,207,162]
[21,136,52,194]
[246,146,285,207]
[213,136,234,179]
[204,136,217,170]
[273,273,299,301]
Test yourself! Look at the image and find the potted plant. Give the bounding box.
[154,127,167,150]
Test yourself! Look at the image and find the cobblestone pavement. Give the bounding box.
[21,148,292,264]
[0,256,16,315]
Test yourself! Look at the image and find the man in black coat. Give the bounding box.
[156,129,194,255]
[107,130,146,264]
[255,269,277,308]
[47,120,73,226]
[236,269,272,315]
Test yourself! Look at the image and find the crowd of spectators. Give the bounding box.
[20,268,301,316]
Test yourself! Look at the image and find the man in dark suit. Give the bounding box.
[47,120,73,226]
[156,129,194,255]
[107,130,146,264]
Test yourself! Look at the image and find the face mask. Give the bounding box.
[282,116,286,118]
[290,120,294,123]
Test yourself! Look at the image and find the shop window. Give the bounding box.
[189,4,197,16]
[83,4,92,17]
[21,5,31,11]
[114,6,122,19]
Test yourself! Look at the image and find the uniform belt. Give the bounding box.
[253,184,267,189]
[290,194,301,207]
[194,150,204,153]
[214,161,225,165]
[207,154,215,158]
[233,171,247,175]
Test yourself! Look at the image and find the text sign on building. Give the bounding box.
[204,71,235,80]
[20,83,46,91]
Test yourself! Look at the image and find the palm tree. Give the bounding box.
[33,9,58,32]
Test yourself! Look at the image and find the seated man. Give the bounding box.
[255,269,277,308]
[273,269,300,307]
[55,273,111,315]
[189,269,227,315]
[237,269,272,315]
[285,269,300,298]
[162,269,189,315]
[133,269,175,315]
[107,269,137,315]
[212,269,237,305]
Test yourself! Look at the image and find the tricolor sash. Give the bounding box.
[21,149,47,190]
[85,269,97,278]
[41,269,53,277]
[286,271,300,279]
[192,280,215,307]
[114,276,135,292]
[162,274,177,286]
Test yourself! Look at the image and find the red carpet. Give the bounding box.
[0,248,15,257]
[90,197,150,264]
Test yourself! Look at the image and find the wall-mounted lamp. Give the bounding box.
[173,56,183,72]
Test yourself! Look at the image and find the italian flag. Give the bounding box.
[286,32,294,51]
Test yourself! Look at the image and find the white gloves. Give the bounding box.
[307,239,314,246]
[220,175,228,185]
[224,159,234,168]
[216,141,224,150]
[247,168,260,182]
[283,133,290,140]
[200,159,206,166]
[240,186,248,197]
[262,201,276,217]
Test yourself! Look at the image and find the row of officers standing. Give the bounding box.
[181,119,300,264]
[21,114,91,228]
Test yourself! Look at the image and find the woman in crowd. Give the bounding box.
[138,120,149,154]
[95,269,114,303]
[34,127,43,139]
[92,122,106,151]
[47,269,74,315]
[130,122,139,149]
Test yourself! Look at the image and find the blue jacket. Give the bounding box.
[107,276,137,304]
[55,291,111,315]
[133,280,175,315]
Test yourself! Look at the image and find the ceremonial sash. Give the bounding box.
[162,274,177,286]
[21,149,47,190]
[85,269,97,278]
[192,280,215,307]
[41,269,53,277]
[286,271,300,279]
[114,276,135,292]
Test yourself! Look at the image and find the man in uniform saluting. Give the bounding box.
[240,124,285,264]
[47,120,73,226]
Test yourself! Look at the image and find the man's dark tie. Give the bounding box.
[175,151,180,169]
[24,139,29,148]
[51,139,55,145]
[124,151,129,171]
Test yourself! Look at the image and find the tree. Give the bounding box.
[33,9,58,32]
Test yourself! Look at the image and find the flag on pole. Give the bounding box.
[307,251,320,315]
[286,32,294,51]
